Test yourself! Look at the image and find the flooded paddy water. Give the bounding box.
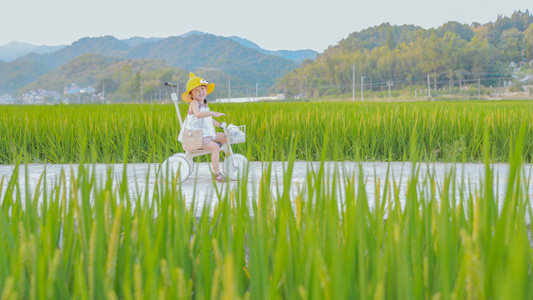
[2,161,532,217]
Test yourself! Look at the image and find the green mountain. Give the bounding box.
[20,53,258,101]
[228,36,318,63]
[121,36,162,47]
[0,60,51,93]
[20,54,185,96]
[17,36,131,69]
[9,34,298,95]
[125,34,298,86]
[325,23,422,54]
[277,10,533,98]
[0,41,66,62]
[21,54,122,93]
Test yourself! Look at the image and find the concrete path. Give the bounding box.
[1,161,532,213]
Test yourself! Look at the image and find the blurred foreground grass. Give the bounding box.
[0,127,532,299]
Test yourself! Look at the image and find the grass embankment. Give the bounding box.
[2,100,533,164]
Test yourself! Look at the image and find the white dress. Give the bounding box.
[177,102,217,142]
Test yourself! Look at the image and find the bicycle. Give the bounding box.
[161,82,249,183]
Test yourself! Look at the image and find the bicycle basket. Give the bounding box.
[227,125,246,144]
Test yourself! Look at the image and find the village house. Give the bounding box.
[80,86,95,94]
[64,84,81,95]
[0,94,16,104]
[22,90,61,104]
[64,84,95,95]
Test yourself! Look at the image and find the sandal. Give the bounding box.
[214,172,227,183]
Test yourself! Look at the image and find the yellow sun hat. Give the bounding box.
[181,72,215,103]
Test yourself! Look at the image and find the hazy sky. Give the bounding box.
[1,0,531,52]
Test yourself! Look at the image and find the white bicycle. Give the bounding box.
[160,82,249,183]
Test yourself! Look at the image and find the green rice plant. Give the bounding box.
[3,101,533,164]
[1,124,533,299]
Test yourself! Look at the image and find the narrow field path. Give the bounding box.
[1,161,532,213]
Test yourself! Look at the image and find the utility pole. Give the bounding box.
[228,77,231,102]
[256,83,261,101]
[499,77,501,97]
[103,83,105,104]
[352,65,356,102]
[528,76,532,97]
[427,73,432,100]
[459,75,462,99]
[361,76,367,102]
[478,78,481,100]
[141,80,143,104]
[283,82,286,98]
[387,81,394,101]
[305,75,307,98]
[449,70,452,98]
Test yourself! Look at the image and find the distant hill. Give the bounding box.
[173,32,318,63]
[7,36,134,92]
[21,54,123,93]
[0,60,51,93]
[20,54,185,96]
[227,36,263,51]
[277,10,533,98]
[179,30,207,38]
[228,36,318,64]
[9,33,298,93]
[323,23,422,56]
[3,32,312,95]
[269,49,318,64]
[0,41,65,62]
[121,36,163,47]
[125,34,298,86]
[16,36,131,69]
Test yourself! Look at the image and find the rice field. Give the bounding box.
[0,128,532,299]
[1,101,533,298]
[2,100,533,164]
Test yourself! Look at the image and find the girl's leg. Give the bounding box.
[214,132,230,158]
[214,132,227,144]
[202,140,221,174]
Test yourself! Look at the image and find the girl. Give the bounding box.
[178,73,228,182]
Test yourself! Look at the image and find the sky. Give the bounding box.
[1,0,532,52]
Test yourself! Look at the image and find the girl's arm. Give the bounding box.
[190,100,225,118]
[212,119,228,128]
